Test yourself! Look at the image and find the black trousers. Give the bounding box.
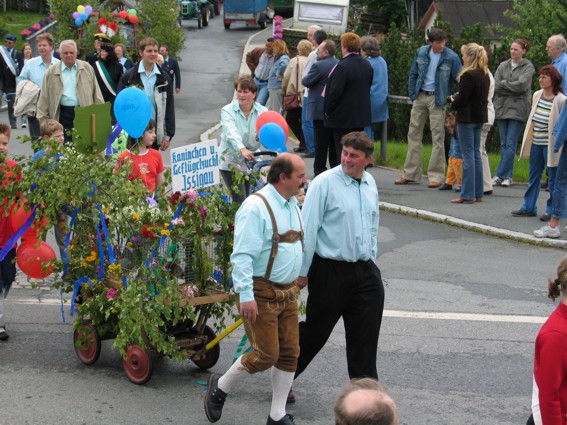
[285,108,305,150]
[332,127,364,160]
[59,105,76,143]
[313,119,337,176]
[27,115,41,141]
[295,254,384,380]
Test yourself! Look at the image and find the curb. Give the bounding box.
[380,202,567,249]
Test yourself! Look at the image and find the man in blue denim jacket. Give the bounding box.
[395,28,461,188]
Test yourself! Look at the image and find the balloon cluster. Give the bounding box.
[117,9,139,25]
[256,111,288,153]
[273,15,283,40]
[11,201,56,279]
[72,4,93,27]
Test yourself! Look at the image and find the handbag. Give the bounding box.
[283,57,301,111]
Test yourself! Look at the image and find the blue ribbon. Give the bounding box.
[106,124,123,155]
[61,207,80,279]
[70,276,95,317]
[0,206,37,262]
[98,204,115,264]
[95,222,105,281]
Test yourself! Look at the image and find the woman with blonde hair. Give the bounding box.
[448,43,490,204]
[266,39,290,111]
[282,39,311,152]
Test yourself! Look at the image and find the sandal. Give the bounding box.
[451,197,475,204]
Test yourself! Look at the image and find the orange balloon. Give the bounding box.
[17,240,56,279]
[255,111,289,140]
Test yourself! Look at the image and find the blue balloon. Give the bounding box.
[259,122,287,153]
[113,87,152,138]
[75,18,83,26]
[80,12,88,20]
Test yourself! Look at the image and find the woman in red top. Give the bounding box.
[116,119,165,194]
[532,256,567,424]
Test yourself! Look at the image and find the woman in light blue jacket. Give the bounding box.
[360,36,389,141]
[266,40,290,112]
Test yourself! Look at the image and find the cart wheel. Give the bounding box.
[73,323,101,365]
[224,22,231,29]
[191,325,220,370]
[122,344,153,385]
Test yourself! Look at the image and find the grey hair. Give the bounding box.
[307,24,322,32]
[360,36,381,57]
[59,39,78,53]
[552,34,567,53]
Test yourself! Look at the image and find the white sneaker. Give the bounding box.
[534,225,561,239]
[501,178,513,187]
[492,176,502,186]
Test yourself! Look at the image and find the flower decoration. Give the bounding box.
[20,14,56,40]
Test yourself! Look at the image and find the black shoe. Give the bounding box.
[484,190,493,195]
[204,374,226,423]
[10,124,17,130]
[0,327,9,341]
[267,414,295,424]
[511,210,536,217]
[293,147,307,153]
[438,183,452,191]
[540,213,552,222]
[303,153,315,158]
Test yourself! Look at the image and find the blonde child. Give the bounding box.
[0,123,21,340]
[116,119,165,193]
[439,112,463,191]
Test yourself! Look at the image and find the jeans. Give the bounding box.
[552,145,567,219]
[495,119,524,179]
[254,78,269,106]
[519,144,554,215]
[458,122,483,200]
[301,96,315,154]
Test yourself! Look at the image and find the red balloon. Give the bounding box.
[10,200,33,231]
[119,10,128,19]
[17,240,56,279]
[128,15,139,24]
[255,111,289,140]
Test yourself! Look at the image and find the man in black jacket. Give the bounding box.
[324,32,373,160]
[0,35,24,129]
[117,37,175,150]
[159,44,181,94]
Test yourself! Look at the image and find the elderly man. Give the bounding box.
[159,44,181,94]
[37,40,103,142]
[16,33,60,139]
[395,28,461,188]
[204,153,307,425]
[335,378,399,425]
[324,33,373,161]
[302,39,338,176]
[118,37,175,151]
[547,34,567,84]
[293,132,384,397]
[0,35,24,129]
[299,27,325,157]
[246,38,275,106]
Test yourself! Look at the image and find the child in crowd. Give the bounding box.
[439,112,463,192]
[116,119,165,194]
[0,123,21,340]
[32,120,67,257]
[295,187,306,209]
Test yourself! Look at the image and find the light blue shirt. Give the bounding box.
[553,52,567,88]
[138,61,160,120]
[60,61,78,106]
[17,55,60,87]
[231,184,304,302]
[422,49,441,92]
[219,99,268,172]
[300,165,379,276]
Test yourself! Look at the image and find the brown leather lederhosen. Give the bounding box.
[239,192,304,373]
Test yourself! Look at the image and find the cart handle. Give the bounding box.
[205,318,243,351]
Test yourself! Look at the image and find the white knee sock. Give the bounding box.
[270,367,294,421]
[218,356,248,393]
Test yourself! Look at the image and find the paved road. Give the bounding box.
[1,16,565,425]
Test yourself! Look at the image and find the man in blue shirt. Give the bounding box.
[16,33,59,139]
[546,34,567,86]
[294,131,384,389]
[395,28,461,188]
[204,153,307,425]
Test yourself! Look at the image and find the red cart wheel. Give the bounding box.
[191,325,220,370]
[73,323,101,365]
[122,344,153,385]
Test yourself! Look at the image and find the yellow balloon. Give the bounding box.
[77,5,85,13]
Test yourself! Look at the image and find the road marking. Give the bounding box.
[10,298,549,324]
[384,310,547,324]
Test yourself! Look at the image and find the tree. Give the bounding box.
[137,0,184,58]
